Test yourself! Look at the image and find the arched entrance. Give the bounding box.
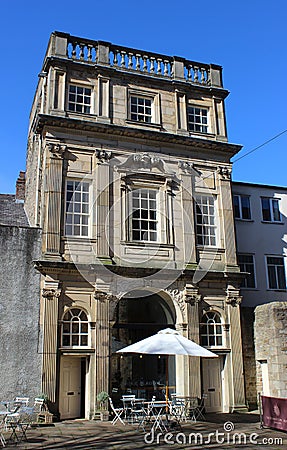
[110,290,176,399]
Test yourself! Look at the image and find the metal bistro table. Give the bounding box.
[141,400,170,433]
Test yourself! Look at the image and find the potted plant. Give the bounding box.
[96,391,109,421]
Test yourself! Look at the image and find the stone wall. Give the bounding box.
[0,225,42,400]
[254,302,287,398]
[241,307,257,408]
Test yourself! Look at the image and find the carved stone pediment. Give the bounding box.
[116,152,174,176]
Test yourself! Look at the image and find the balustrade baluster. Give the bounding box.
[87,45,92,62]
[163,60,169,76]
[200,67,206,84]
[143,55,148,72]
[150,57,155,73]
[113,51,118,66]
[207,68,211,85]
[157,58,162,75]
[120,51,126,68]
[128,53,133,69]
[187,65,192,81]
[79,44,85,61]
[72,43,77,60]
[194,66,199,83]
[135,54,141,71]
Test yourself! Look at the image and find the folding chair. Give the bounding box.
[0,418,6,448]
[14,398,29,407]
[194,394,207,421]
[108,397,125,425]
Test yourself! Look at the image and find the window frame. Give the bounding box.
[265,255,287,290]
[129,188,159,243]
[127,89,160,126]
[67,83,93,114]
[195,194,218,247]
[200,311,223,348]
[237,253,256,289]
[187,105,209,134]
[61,308,90,348]
[261,197,282,223]
[65,179,91,238]
[233,194,252,220]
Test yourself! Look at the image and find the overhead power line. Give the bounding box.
[232,129,287,164]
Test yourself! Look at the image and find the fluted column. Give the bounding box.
[217,167,239,272]
[178,162,197,268]
[94,291,111,399]
[41,284,61,404]
[96,150,112,264]
[226,286,247,411]
[44,143,66,258]
[185,286,201,398]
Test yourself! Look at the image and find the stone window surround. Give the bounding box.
[61,307,90,348]
[187,105,209,134]
[126,88,161,127]
[66,79,96,116]
[200,310,225,348]
[122,176,171,245]
[195,194,218,247]
[64,178,92,238]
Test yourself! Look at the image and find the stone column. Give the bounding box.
[185,286,201,398]
[94,291,111,401]
[178,162,198,268]
[44,143,66,258]
[96,150,112,264]
[226,286,247,411]
[41,284,61,405]
[217,167,239,272]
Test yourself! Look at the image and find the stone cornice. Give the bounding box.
[34,114,242,159]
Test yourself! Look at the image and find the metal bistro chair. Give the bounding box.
[108,397,125,425]
[121,395,136,421]
[194,394,207,421]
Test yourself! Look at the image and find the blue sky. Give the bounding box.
[0,0,286,193]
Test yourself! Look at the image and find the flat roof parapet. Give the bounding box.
[46,31,224,88]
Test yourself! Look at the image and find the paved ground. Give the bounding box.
[2,412,287,449]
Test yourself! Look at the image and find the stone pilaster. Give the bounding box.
[178,162,197,268]
[96,151,112,264]
[226,285,247,411]
[44,143,66,257]
[94,291,111,399]
[41,284,61,404]
[217,166,239,272]
[185,285,201,398]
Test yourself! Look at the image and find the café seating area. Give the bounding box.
[109,390,207,433]
[0,397,50,447]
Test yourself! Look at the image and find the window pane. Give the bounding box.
[241,196,251,219]
[261,198,271,221]
[272,200,281,221]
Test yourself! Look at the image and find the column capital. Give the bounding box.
[42,288,61,300]
[96,149,112,163]
[217,165,231,180]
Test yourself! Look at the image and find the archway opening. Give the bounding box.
[110,290,176,400]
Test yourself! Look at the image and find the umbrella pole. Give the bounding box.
[165,355,169,411]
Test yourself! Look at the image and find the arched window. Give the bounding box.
[200,312,223,347]
[62,308,89,347]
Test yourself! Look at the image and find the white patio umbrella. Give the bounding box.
[116,328,217,400]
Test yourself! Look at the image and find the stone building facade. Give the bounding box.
[0,193,42,400]
[24,31,247,419]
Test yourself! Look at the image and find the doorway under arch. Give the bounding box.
[110,290,176,399]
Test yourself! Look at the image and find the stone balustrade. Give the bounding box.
[47,31,223,88]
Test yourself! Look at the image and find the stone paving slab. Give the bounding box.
[2,413,287,449]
